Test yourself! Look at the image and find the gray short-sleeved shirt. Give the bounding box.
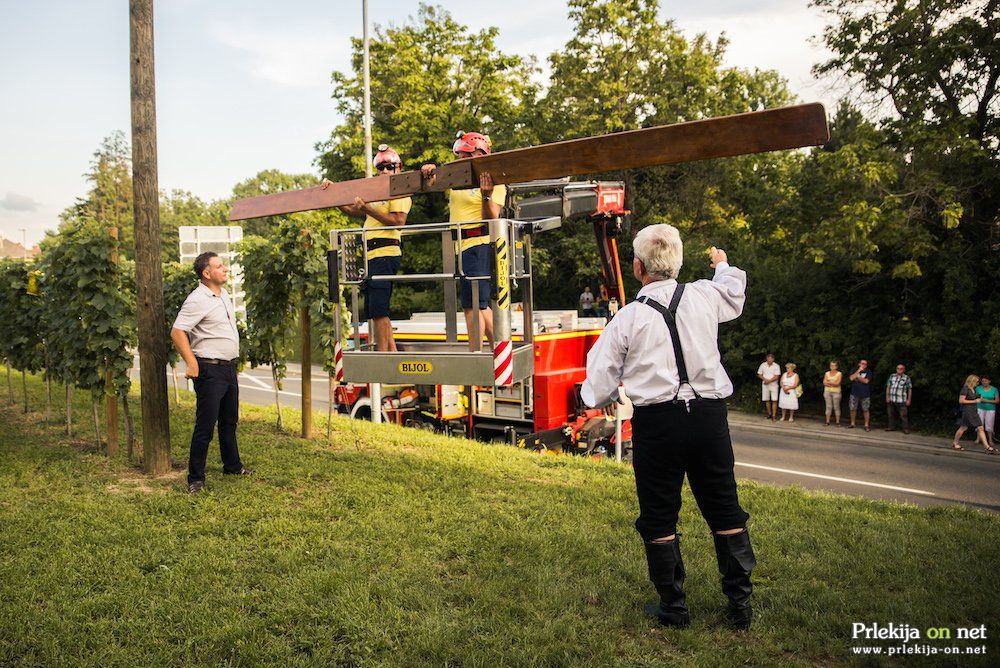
[172,283,240,360]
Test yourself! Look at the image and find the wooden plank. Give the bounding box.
[230,173,396,221]
[470,102,829,183]
[230,103,828,221]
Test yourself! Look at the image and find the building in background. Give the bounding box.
[0,237,39,259]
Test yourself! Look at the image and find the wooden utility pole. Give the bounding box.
[129,0,171,474]
[106,227,120,455]
[300,299,312,438]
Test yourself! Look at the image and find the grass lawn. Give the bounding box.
[1,372,997,666]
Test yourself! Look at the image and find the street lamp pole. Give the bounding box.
[361,0,381,423]
[362,0,372,179]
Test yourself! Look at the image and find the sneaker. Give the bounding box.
[225,467,255,476]
[188,481,205,494]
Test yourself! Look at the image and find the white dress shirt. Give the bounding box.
[581,262,746,407]
[172,283,240,360]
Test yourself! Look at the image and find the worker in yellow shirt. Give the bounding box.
[421,132,506,352]
[330,144,412,352]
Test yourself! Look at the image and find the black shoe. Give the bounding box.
[226,467,255,475]
[643,538,690,628]
[188,480,205,494]
[713,529,757,630]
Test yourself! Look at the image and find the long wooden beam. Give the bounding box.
[230,103,828,221]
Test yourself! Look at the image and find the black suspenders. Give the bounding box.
[637,284,701,401]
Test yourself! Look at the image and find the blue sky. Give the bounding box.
[0,1,836,247]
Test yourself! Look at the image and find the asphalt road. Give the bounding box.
[162,362,1000,514]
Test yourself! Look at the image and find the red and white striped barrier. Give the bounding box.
[334,341,344,382]
[493,339,513,386]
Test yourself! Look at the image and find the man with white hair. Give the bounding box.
[581,224,756,630]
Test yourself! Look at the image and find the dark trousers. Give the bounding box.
[631,399,749,541]
[887,402,909,430]
[188,361,243,483]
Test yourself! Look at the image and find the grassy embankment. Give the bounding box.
[1,371,997,666]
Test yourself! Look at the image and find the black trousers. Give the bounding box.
[887,402,909,430]
[631,398,749,541]
[188,361,243,483]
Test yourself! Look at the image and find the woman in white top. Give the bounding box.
[779,362,800,421]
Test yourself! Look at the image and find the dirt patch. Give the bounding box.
[108,469,184,495]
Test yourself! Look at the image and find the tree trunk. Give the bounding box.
[272,365,283,430]
[91,391,102,452]
[300,300,312,438]
[22,370,28,413]
[171,364,179,404]
[45,369,52,423]
[130,0,171,474]
[66,384,73,437]
[105,227,120,456]
[6,364,12,405]
[123,394,137,461]
[44,349,52,422]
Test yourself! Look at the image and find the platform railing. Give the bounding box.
[327,218,550,394]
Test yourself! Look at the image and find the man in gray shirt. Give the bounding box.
[171,252,253,493]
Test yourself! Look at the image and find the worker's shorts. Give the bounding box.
[849,395,871,412]
[761,384,779,401]
[460,244,491,310]
[364,256,401,319]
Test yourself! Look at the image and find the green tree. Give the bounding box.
[0,260,46,411]
[37,220,136,445]
[534,0,797,307]
[794,0,1000,420]
[162,261,199,402]
[315,3,539,224]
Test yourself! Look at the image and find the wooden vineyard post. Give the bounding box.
[300,298,312,438]
[105,226,120,456]
[130,0,171,473]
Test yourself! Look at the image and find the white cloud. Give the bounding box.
[675,4,841,108]
[0,192,41,212]
[209,19,351,89]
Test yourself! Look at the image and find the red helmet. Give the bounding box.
[452,131,492,156]
[373,144,402,170]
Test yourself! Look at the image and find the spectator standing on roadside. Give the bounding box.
[757,354,780,421]
[884,364,913,434]
[849,359,873,432]
[580,286,595,317]
[953,374,997,454]
[822,361,843,426]
[595,283,610,318]
[778,362,800,422]
[976,375,997,447]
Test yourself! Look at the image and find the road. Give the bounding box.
[157,361,1000,513]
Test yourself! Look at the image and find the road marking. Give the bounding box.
[238,383,332,402]
[239,373,273,390]
[735,462,936,496]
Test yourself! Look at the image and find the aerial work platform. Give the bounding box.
[328,216,555,387]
